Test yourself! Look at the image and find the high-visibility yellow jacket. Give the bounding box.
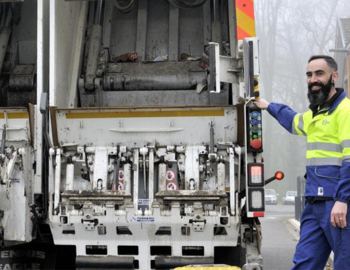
[267,90,350,202]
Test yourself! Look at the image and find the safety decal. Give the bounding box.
[118,168,124,180]
[10,178,20,184]
[0,112,29,119]
[117,168,125,190]
[236,0,256,40]
[166,181,178,191]
[138,199,149,206]
[166,169,176,181]
[133,216,155,222]
[118,181,124,190]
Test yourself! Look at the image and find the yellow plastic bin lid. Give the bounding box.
[175,265,241,270]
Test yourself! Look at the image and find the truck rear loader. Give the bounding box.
[0,1,280,269]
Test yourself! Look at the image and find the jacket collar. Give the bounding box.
[328,89,346,115]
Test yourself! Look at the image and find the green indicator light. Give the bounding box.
[251,126,261,132]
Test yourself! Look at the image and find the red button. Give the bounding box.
[251,139,262,149]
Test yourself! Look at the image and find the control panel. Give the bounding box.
[247,107,263,153]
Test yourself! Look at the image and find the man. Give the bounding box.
[254,55,350,270]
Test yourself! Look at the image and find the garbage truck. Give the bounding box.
[0,0,283,269]
[0,0,38,248]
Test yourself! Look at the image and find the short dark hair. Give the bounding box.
[308,55,338,71]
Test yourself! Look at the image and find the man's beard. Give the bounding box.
[307,75,333,106]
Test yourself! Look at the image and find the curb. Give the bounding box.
[287,219,300,232]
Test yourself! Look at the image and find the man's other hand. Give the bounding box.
[253,98,270,110]
[331,201,348,228]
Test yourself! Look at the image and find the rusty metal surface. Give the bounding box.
[61,190,132,198]
[156,190,227,197]
[163,197,222,201]
[0,106,27,110]
[9,65,35,92]
[6,91,36,107]
[80,85,229,107]
[103,61,207,91]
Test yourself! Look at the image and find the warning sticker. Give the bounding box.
[118,180,124,190]
[166,181,178,191]
[10,178,20,184]
[133,216,155,222]
[138,199,149,206]
[118,169,124,180]
[166,169,176,181]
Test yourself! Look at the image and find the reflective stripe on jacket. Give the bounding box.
[267,91,350,203]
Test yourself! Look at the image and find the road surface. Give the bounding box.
[261,204,299,270]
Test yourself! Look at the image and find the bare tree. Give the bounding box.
[255,0,349,194]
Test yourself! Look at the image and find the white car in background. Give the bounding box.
[283,191,298,205]
[265,189,278,205]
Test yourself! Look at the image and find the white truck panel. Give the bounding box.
[52,107,238,148]
[0,109,34,244]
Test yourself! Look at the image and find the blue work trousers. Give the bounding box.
[292,200,350,270]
